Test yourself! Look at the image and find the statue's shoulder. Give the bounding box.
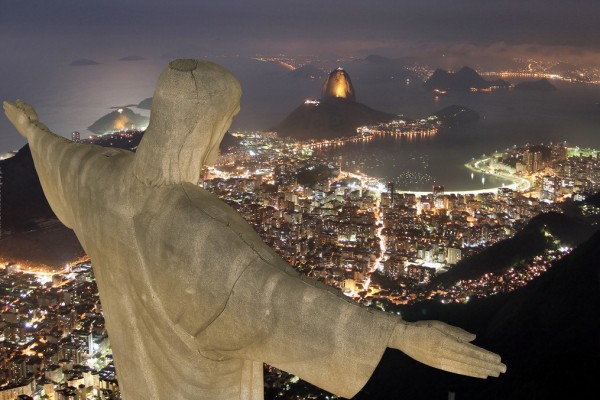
[178,183,268,245]
[133,182,260,260]
[131,183,266,336]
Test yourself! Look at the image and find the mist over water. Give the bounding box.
[2,57,600,191]
[329,79,600,191]
[0,58,163,151]
[0,57,322,152]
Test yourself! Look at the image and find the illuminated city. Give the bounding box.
[4,120,598,398]
[2,1,600,399]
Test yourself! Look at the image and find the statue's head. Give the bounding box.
[133,59,241,186]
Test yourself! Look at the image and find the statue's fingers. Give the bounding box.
[3,100,15,112]
[442,339,504,369]
[16,99,39,121]
[439,357,503,379]
[4,100,35,138]
[439,343,506,374]
[3,101,18,120]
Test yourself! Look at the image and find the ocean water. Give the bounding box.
[2,57,600,192]
[0,58,162,152]
[0,56,321,152]
[323,80,600,191]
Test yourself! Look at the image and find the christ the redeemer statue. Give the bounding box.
[4,59,505,400]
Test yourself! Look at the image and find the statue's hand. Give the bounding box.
[390,320,506,378]
[3,100,43,138]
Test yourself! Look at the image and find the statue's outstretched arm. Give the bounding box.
[201,243,506,398]
[153,182,507,397]
[3,100,55,140]
[3,100,127,230]
[4,100,81,228]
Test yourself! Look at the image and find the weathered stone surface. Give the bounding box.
[4,59,505,400]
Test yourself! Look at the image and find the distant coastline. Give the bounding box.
[463,156,532,193]
[354,152,535,196]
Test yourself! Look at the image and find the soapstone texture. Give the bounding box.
[4,59,505,400]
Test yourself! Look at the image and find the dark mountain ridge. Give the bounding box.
[433,211,597,286]
[425,66,510,92]
[276,98,398,140]
[347,54,421,83]
[0,145,54,230]
[87,107,149,135]
[0,145,85,268]
[514,78,557,91]
[289,65,324,80]
[433,105,480,125]
[358,229,600,399]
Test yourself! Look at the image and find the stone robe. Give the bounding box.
[26,127,399,400]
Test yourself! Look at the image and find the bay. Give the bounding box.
[321,80,600,191]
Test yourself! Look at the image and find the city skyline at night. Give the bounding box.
[2,2,600,399]
[3,1,600,152]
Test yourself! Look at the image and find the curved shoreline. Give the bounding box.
[346,155,533,196]
[463,157,532,192]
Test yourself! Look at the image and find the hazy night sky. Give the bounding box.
[2,0,600,152]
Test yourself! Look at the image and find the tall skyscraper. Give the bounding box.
[433,185,445,208]
[446,247,462,265]
[523,149,544,173]
[532,150,543,172]
[71,131,80,142]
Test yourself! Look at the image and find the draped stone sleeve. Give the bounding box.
[133,183,399,399]
[25,125,132,232]
[192,228,399,399]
